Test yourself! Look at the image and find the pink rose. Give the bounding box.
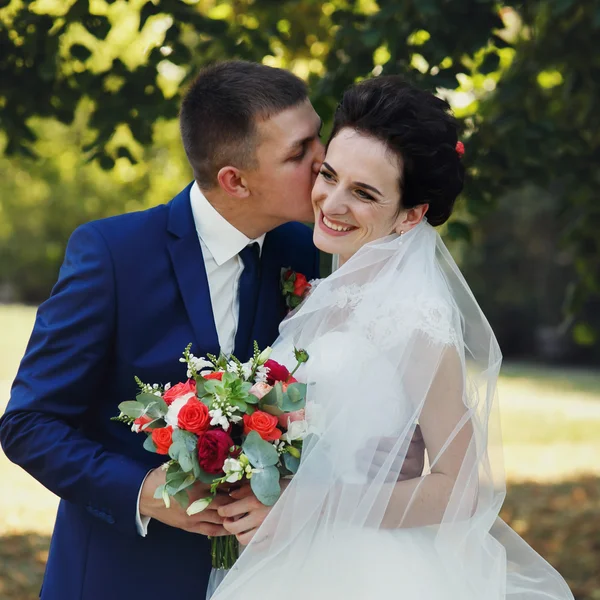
[278,408,306,429]
[163,379,197,406]
[249,382,273,400]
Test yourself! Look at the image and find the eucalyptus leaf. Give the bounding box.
[168,440,183,462]
[260,383,284,407]
[250,466,281,506]
[173,489,190,510]
[283,452,300,474]
[143,435,157,453]
[261,404,284,417]
[118,401,144,418]
[281,384,307,412]
[153,484,165,500]
[242,431,279,468]
[136,393,163,408]
[197,466,222,485]
[173,429,198,453]
[178,448,194,473]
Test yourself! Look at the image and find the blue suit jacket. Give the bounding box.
[0,184,320,599]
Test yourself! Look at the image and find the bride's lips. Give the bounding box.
[317,211,357,237]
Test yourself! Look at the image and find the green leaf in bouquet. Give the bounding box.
[242,431,279,468]
[173,489,190,510]
[260,383,284,407]
[166,472,196,496]
[153,484,165,500]
[230,398,248,413]
[144,418,167,430]
[195,380,207,397]
[118,401,145,419]
[245,393,259,405]
[178,447,194,473]
[250,466,281,506]
[186,497,213,516]
[136,393,168,418]
[143,435,158,453]
[203,380,220,395]
[222,371,238,385]
[196,465,223,485]
[283,452,300,474]
[191,451,202,479]
[281,383,307,412]
[172,429,198,453]
[261,404,284,417]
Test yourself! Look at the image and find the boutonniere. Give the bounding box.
[281,268,312,310]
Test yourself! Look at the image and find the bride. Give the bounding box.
[211,76,574,599]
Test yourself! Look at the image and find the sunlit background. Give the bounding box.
[1,0,599,598]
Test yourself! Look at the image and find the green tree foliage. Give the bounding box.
[1,0,599,345]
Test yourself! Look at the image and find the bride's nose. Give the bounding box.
[320,187,348,215]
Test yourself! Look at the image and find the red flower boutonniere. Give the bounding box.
[281,268,311,310]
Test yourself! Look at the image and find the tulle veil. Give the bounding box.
[211,221,573,600]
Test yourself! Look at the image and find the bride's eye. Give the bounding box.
[356,189,375,201]
[320,170,334,181]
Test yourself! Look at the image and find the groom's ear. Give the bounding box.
[217,166,251,198]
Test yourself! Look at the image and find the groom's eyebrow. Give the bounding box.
[323,162,383,197]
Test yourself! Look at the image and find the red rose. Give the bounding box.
[163,379,196,406]
[264,359,291,385]
[203,372,224,381]
[177,398,210,435]
[293,273,311,297]
[243,411,282,442]
[151,426,173,455]
[133,414,153,433]
[197,430,234,474]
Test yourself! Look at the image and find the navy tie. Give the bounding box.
[234,242,261,360]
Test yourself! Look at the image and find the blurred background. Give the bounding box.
[0,0,599,598]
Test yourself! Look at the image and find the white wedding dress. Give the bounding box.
[209,223,573,600]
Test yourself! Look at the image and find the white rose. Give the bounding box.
[282,419,309,443]
[164,392,195,429]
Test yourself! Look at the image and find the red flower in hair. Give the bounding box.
[455,141,465,157]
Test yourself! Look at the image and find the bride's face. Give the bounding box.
[311,128,404,263]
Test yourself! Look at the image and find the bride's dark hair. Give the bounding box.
[329,76,464,226]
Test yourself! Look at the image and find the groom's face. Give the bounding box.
[247,99,324,225]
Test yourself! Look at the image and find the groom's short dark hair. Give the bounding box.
[180,61,309,189]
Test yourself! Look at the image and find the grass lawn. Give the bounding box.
[0,304,599,599]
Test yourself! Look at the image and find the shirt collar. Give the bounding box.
[190,181,266,266]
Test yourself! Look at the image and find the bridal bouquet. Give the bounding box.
[113,343,309,569]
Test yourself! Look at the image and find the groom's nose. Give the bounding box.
[312,140,325,174]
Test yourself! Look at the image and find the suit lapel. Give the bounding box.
[166,184,220,357]
[250,231,287,354]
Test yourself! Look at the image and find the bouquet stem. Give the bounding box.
[211,535,239,569]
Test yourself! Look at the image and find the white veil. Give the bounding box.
[212,221,573,600]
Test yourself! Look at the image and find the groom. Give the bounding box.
[0,61,424,600]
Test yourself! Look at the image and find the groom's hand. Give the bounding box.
[140,467,231,536]
[218,480,289,545]
[358,425,425,483]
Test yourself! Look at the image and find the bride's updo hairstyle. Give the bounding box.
[329,76,464,226]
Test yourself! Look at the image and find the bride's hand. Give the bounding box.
[357,425,425,483]
[218,480,290,545]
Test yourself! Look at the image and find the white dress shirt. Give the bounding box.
[136,182,266,535]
